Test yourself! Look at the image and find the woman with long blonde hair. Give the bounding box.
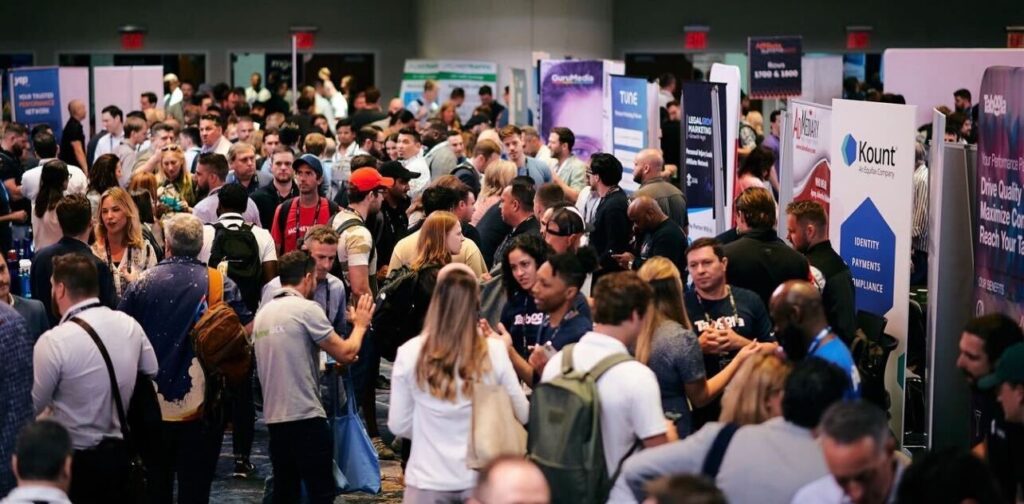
[388,268,528,501]
[156,144,197,210]
[92,187,159,299]
[719,353,792,426]
[471,159,516,225]
[636,257,763,437]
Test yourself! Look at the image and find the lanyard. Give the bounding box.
[696,286,738,328]
[807,326,833,355]
[104,239,133,272]
[61,302,104,324]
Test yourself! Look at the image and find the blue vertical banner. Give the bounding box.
[611,75,649,192]
[9,67,63,138]
[681,81,726,238]
[748,36,803,99]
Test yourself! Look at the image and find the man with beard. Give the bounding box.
[423,119,458,180]
[499,125,550,187]
[252,149,299,229]
[192,153,261,225]
[271,154,339,255]
[547,127,587,203]
[613,196,686,274]
[0,123,29,251]
[957,314,1024,499]
[785,200,857,343]
[375,161,419,276]
[769,280,859,397]
[633,148,687,232]
[683,237,772,429]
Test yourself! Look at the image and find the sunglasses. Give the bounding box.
[544,226,575,237]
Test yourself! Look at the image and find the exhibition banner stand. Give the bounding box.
[399,60,497,123]
[9,66,90,139]
[681,81,727,239]
[779,99,832,240]
[709,63,741,232]
[508,67,528,126]
[610,75,658,193]
[926,110,975,451]
[748,36,803,99]
[973,66,1024,321]
[539,59,623,162]
[93,65,164,124]
[830,99,916,442]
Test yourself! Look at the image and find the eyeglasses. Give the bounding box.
[544,226,574,237]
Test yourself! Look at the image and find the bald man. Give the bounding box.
[613,196,687,274]
[770,280,860,397]
[633,149,688,232]
[59,100,88,171]
[467,456,551,504]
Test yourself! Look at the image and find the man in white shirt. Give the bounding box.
[163,73,183,108]
[539,271,672,503]
[21,132,87,202]
[522,126,554,167]
[397,127,430,199]
[198,183,278,278]
[407,79,439,126]
[244,72,271,105]
[32,253,158,503]
[2,420,74,504]
[199,114,232,156]
[91,106,125,160]
[192,153,262,226]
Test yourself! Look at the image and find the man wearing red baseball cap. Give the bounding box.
[330,166,394,458]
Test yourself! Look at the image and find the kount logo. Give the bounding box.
[841,133,896,167]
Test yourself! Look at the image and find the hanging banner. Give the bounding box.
[681,81,727,239]
[398,60,497,123]
[790,100,832,213]
[611,75,654,193]
[9,67,63,138]
[830,98,916,441]
[748,36,803,99]
[540,60,607,162]
[710,63,741,233]
[974,66,1024,322]
[509,67,528,126]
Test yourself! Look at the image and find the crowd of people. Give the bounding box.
[0,68,1018,504]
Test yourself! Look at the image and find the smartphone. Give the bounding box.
[542,341,557,357]
[664,411,682,421]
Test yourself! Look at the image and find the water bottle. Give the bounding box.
[18,259,31,299]
[7,250,19,296]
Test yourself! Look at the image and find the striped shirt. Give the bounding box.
[912,163,929,252]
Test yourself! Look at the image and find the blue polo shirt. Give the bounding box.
[810,336,861,398]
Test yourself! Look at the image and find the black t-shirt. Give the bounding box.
[501,290,545,358]
[0,149,28,217]
[377,198,411,268]
[477,204,511,270]
[974,390,1024,500]
[684,285,773,429]
[0,179,11,252]
[59,117,86,166]
[637,219,688,277]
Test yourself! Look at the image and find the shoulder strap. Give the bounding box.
[70,317,130,440]
[277,198,293,239]
[207,267,224,306]
[701,423,740,479]
[560,343,575,375]
[587,352,633,381]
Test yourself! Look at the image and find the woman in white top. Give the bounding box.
[31,160,69,250]
[388,268,529,502]
[91,187,159,300]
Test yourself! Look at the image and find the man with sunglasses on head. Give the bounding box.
[132,122,177,176]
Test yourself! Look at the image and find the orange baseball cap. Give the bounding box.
[350,168,394,192]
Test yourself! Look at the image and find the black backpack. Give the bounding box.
[208,223,262,312]
[371,264,439,361]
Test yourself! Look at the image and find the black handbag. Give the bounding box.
[72,317,151,503]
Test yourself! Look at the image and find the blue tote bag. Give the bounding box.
[333,372,382,494]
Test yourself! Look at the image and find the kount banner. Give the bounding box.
[748,36,803,99]
[9,67,63,138]
[830,98,915,441]
[790,100,832,213]
[681,81,727,239]
[974,66,1024,323]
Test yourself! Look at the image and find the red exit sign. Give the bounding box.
[684,26,709,50]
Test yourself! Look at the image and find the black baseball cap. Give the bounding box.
[379,160,421,181]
